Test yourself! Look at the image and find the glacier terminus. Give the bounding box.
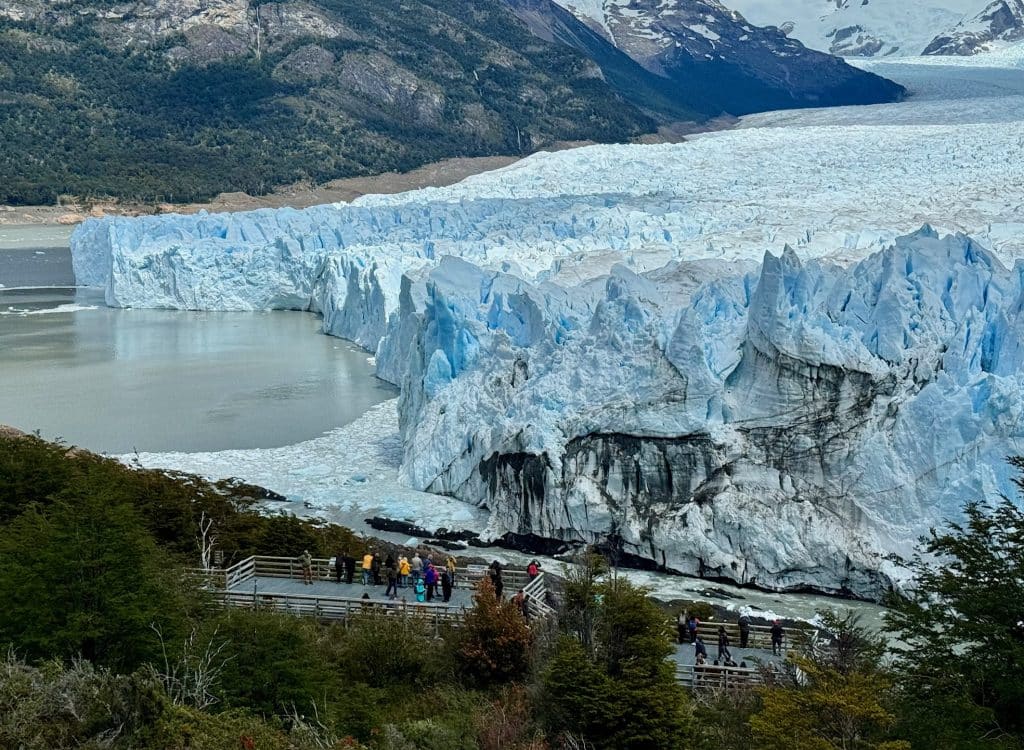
[71,57,1024,599]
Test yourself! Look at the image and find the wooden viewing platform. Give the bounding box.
[192,556,795,690]
[191,555,555,628]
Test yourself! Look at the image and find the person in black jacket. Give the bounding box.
[717,626,732,662]
[441,570,453,603]
[738,614,751,648]
[488,560,503,599]
[343,555,356,584]
[771,620,785,655]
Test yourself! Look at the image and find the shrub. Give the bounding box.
[455,577,533,687]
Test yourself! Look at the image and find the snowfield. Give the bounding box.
[75,57,1024,599]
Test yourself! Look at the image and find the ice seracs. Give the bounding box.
[71,60,1024,599]
[391,228,1024,598]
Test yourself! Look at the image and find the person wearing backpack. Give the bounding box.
[688,615,700,644]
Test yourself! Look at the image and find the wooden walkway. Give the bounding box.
[193,555,554,627]
[227,575,475,608]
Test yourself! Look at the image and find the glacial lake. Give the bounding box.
[0,226,395,454]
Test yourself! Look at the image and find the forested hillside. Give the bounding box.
[0,0,654,205]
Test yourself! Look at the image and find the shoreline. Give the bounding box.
[0,120,735,230]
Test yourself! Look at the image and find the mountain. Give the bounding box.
[721,0,1024,57]
[540,0,905,114]
[503,0,708,120]
[923,0,1024,54]
[0,0,654,205]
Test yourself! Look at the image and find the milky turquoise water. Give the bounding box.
[0,226,394,454]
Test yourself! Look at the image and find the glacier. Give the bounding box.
[71,59,1024,598]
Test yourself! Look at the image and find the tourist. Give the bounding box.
[411,552,423,583]
[441,568,453,603]
[425,562,438,601]
[527,560,540,580]
[361,550,374,586]
[489,560,504,599]
[445,554,457,584]
[512,589,526,616]
[771,620,784,655]
[334,549,346,583]
[371,554,382,586]
[414,575,426,603]
[399,555,411,587]
[738,614,751,648]
[717,626,732,662]
[344,554,356,584]
[677,610,689,644]
[694,635,708,661]
[521,592,531,620]
[385,564,398,599]
[688,614,700,644]
[300,550,313,585]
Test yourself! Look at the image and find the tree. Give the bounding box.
[455,577,533,687]
[884,495,1024,749]
[0,476,197,669]
[205,608,331,718]
[540,578,691,749]
[750,657,909,750]
[750,608,908,750]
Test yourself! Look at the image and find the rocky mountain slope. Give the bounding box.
[722,0,1024,57]
[924,0,1024,54]
[0,0,653,204]
[541,0,905,114]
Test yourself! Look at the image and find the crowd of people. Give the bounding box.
[296,549,546,611]
[677,609,788,668]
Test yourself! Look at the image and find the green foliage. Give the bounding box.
[884,495,1024,749]
[333,612,447,688]
[0,654,166,750]
[153,705,295,750]
[0,486,199,668]
[541,578,691,749]
[455,577,533,687]
[750,656,909,750]
[679,600,715,622]
[204,608,331,718]
[0,0,653,205]
[750,606,908,750]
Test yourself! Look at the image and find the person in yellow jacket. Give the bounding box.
[361,551,374,586]
[445,555,457,585]
[399,556,411,588]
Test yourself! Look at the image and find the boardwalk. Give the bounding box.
[194,555,555,625]
[227,574,475,609]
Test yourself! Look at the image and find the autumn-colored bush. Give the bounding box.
[455,578,533,687]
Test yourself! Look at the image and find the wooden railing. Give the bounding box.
[522,572,556,620]
[672,620,798,652]
[236,555,533,590]
[676,662,766,690]
[218,588,466,630]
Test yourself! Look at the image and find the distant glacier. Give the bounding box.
[72,60,1024,598]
